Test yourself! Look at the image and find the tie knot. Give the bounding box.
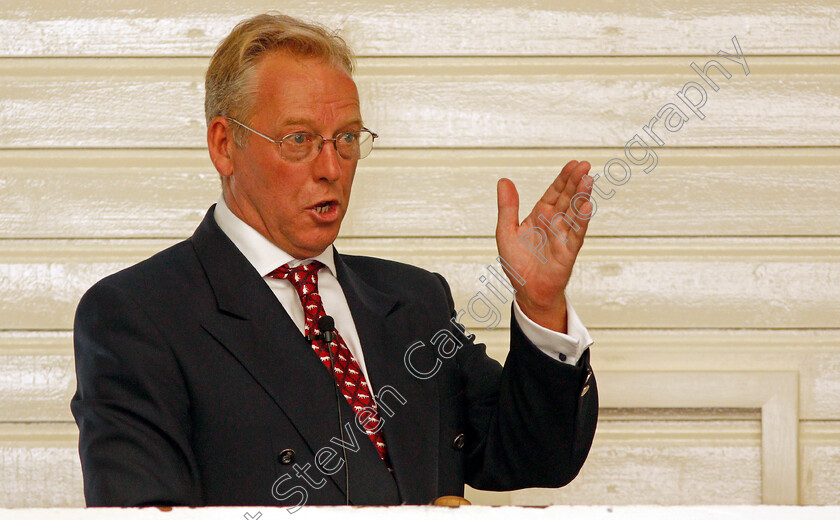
[268,260,325,290]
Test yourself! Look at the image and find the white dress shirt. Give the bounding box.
[213,196,594,386]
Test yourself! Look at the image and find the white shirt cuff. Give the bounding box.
[512,294,594,366]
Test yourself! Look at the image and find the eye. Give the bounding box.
[340,132,357,144]
[290,133,309,145]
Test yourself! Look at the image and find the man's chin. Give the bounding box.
[290,232,340,259]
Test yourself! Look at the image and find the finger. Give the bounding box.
[545,161,592,238]
[496,177,520,239]
[557,161,592,212]
[535,160,579,212]
[557,172,595,255]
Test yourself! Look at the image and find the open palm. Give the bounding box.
[495,160,594,332]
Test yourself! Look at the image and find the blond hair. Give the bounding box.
[205,13,355,147]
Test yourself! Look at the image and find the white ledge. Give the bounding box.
[1,506,839,520]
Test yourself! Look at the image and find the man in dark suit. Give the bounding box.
[71,13,599,508]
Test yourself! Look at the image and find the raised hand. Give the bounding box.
[495,160,594,333]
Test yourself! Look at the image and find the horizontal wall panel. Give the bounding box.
[1,1,838,57]
[0,332,74,422]
[4,330,840,423]
[512,420,762,505]
[0,237,838,329]
[2,148,839,239]
[0,150,219,239]
[1,58,837,148]
[0,424,83,507]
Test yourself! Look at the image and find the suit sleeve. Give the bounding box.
[70,281,203,506]
[432,273,598,491]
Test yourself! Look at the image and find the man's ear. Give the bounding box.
[207,116,235,178]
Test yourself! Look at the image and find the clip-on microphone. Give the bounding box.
[308,315,350,504]
[305,315,336,343]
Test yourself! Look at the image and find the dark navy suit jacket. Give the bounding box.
[71,205,598,506]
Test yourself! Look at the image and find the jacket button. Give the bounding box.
[452,433,465,450]
[278,449,295,465]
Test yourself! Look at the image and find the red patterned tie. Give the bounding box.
[268,261,391,468]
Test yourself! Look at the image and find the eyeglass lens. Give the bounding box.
[280,131,374,162]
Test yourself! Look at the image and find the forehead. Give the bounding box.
[251,51,361,128]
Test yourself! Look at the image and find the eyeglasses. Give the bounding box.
[227,118,377,163]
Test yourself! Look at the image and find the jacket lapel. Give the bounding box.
[334,251,440,504]
[190,207,399,504]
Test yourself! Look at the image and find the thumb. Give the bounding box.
[496,177,520,236]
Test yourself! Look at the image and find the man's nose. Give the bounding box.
[313,139,343,182]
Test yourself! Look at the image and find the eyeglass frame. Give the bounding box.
[226,117,378,162]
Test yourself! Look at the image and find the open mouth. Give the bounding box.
[312,201,336,214]
[309,200,338,219]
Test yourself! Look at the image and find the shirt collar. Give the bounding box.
[213,195,337,278]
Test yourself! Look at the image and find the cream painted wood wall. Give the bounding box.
[1,0,838,508]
